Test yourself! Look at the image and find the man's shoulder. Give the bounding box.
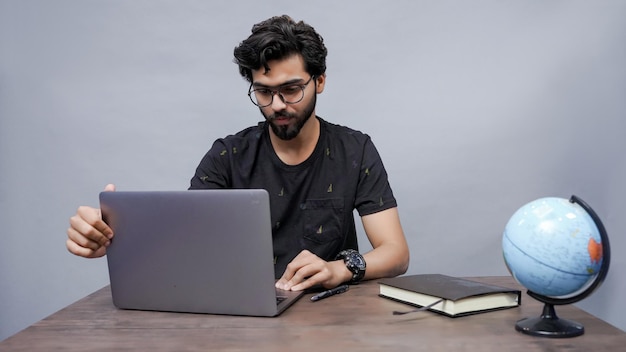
[319,117,370,143]
[219,122,266,143]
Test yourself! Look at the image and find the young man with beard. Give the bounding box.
[67,15,409,292]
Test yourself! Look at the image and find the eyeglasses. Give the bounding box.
[248,76,315,107]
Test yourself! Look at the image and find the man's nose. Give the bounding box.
[270,92,287,110]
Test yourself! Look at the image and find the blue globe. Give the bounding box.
[502,197,604,299]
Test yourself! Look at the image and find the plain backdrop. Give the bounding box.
[1,0,624,340]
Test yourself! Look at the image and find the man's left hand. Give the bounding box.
[275,250,351,291]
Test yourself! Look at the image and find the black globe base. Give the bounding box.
[515,303,584,338]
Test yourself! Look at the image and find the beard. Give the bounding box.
[262,93,317,141]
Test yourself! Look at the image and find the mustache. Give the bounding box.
[268,111,295,120]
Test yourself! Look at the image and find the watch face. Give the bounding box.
[350,253,366,269]
[337,250,366,282]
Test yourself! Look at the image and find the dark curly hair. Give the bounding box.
[233,15,327,82]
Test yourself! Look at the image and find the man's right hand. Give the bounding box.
[66,184,116,258]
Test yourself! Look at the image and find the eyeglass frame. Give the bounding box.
[247,75,316,108]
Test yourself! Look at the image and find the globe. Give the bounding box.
[502,195,610,338]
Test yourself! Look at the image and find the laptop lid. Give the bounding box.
[100,189,303,317]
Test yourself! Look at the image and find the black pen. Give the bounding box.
[310,284,350,302]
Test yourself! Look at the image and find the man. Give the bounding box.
[67,15,409,292]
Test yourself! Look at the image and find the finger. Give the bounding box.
[70,207,113,246]
[290,258,344,291]
[276,265,294,289]
[276,250,310,288]
[276,267,297,290]
[284,261,326,291]
[275,278,289,290]
[66,226,105,251]
[67,227,111,250]
[78,205,113,237]
[92,209,114,238]
[66,238,107,258]
[290,271,327,291]
[276,250,320,290]
[104,184,116,192]
[68,213,109,247]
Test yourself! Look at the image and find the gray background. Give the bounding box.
[1,0,624,340]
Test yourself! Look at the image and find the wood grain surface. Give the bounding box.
[1,276,624,351]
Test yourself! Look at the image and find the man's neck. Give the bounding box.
[269,115,320,166]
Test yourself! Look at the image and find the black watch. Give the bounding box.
[336,249,366,283]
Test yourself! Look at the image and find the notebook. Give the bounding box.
[100,189,304,317]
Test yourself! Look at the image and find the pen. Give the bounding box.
[310,284,350,302]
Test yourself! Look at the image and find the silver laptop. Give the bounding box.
[100,189,303,317]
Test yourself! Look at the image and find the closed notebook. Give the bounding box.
[379,274,521,317]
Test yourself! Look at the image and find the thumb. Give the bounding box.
[103,184,116,192]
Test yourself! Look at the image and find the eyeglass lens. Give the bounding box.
[248,76,314,107]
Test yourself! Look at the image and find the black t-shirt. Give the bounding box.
[189,117,397,278]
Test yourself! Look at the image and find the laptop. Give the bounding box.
[100,189,304,317]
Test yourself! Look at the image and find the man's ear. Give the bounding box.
[315,74,326,94]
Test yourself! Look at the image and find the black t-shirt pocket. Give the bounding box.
[301,198,344,260]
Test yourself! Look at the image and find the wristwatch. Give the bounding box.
[336,249,366,283]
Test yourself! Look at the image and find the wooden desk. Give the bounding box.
[1,276,624,351]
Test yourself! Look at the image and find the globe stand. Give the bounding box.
[515,301,584,338]
[510,195,610,338]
